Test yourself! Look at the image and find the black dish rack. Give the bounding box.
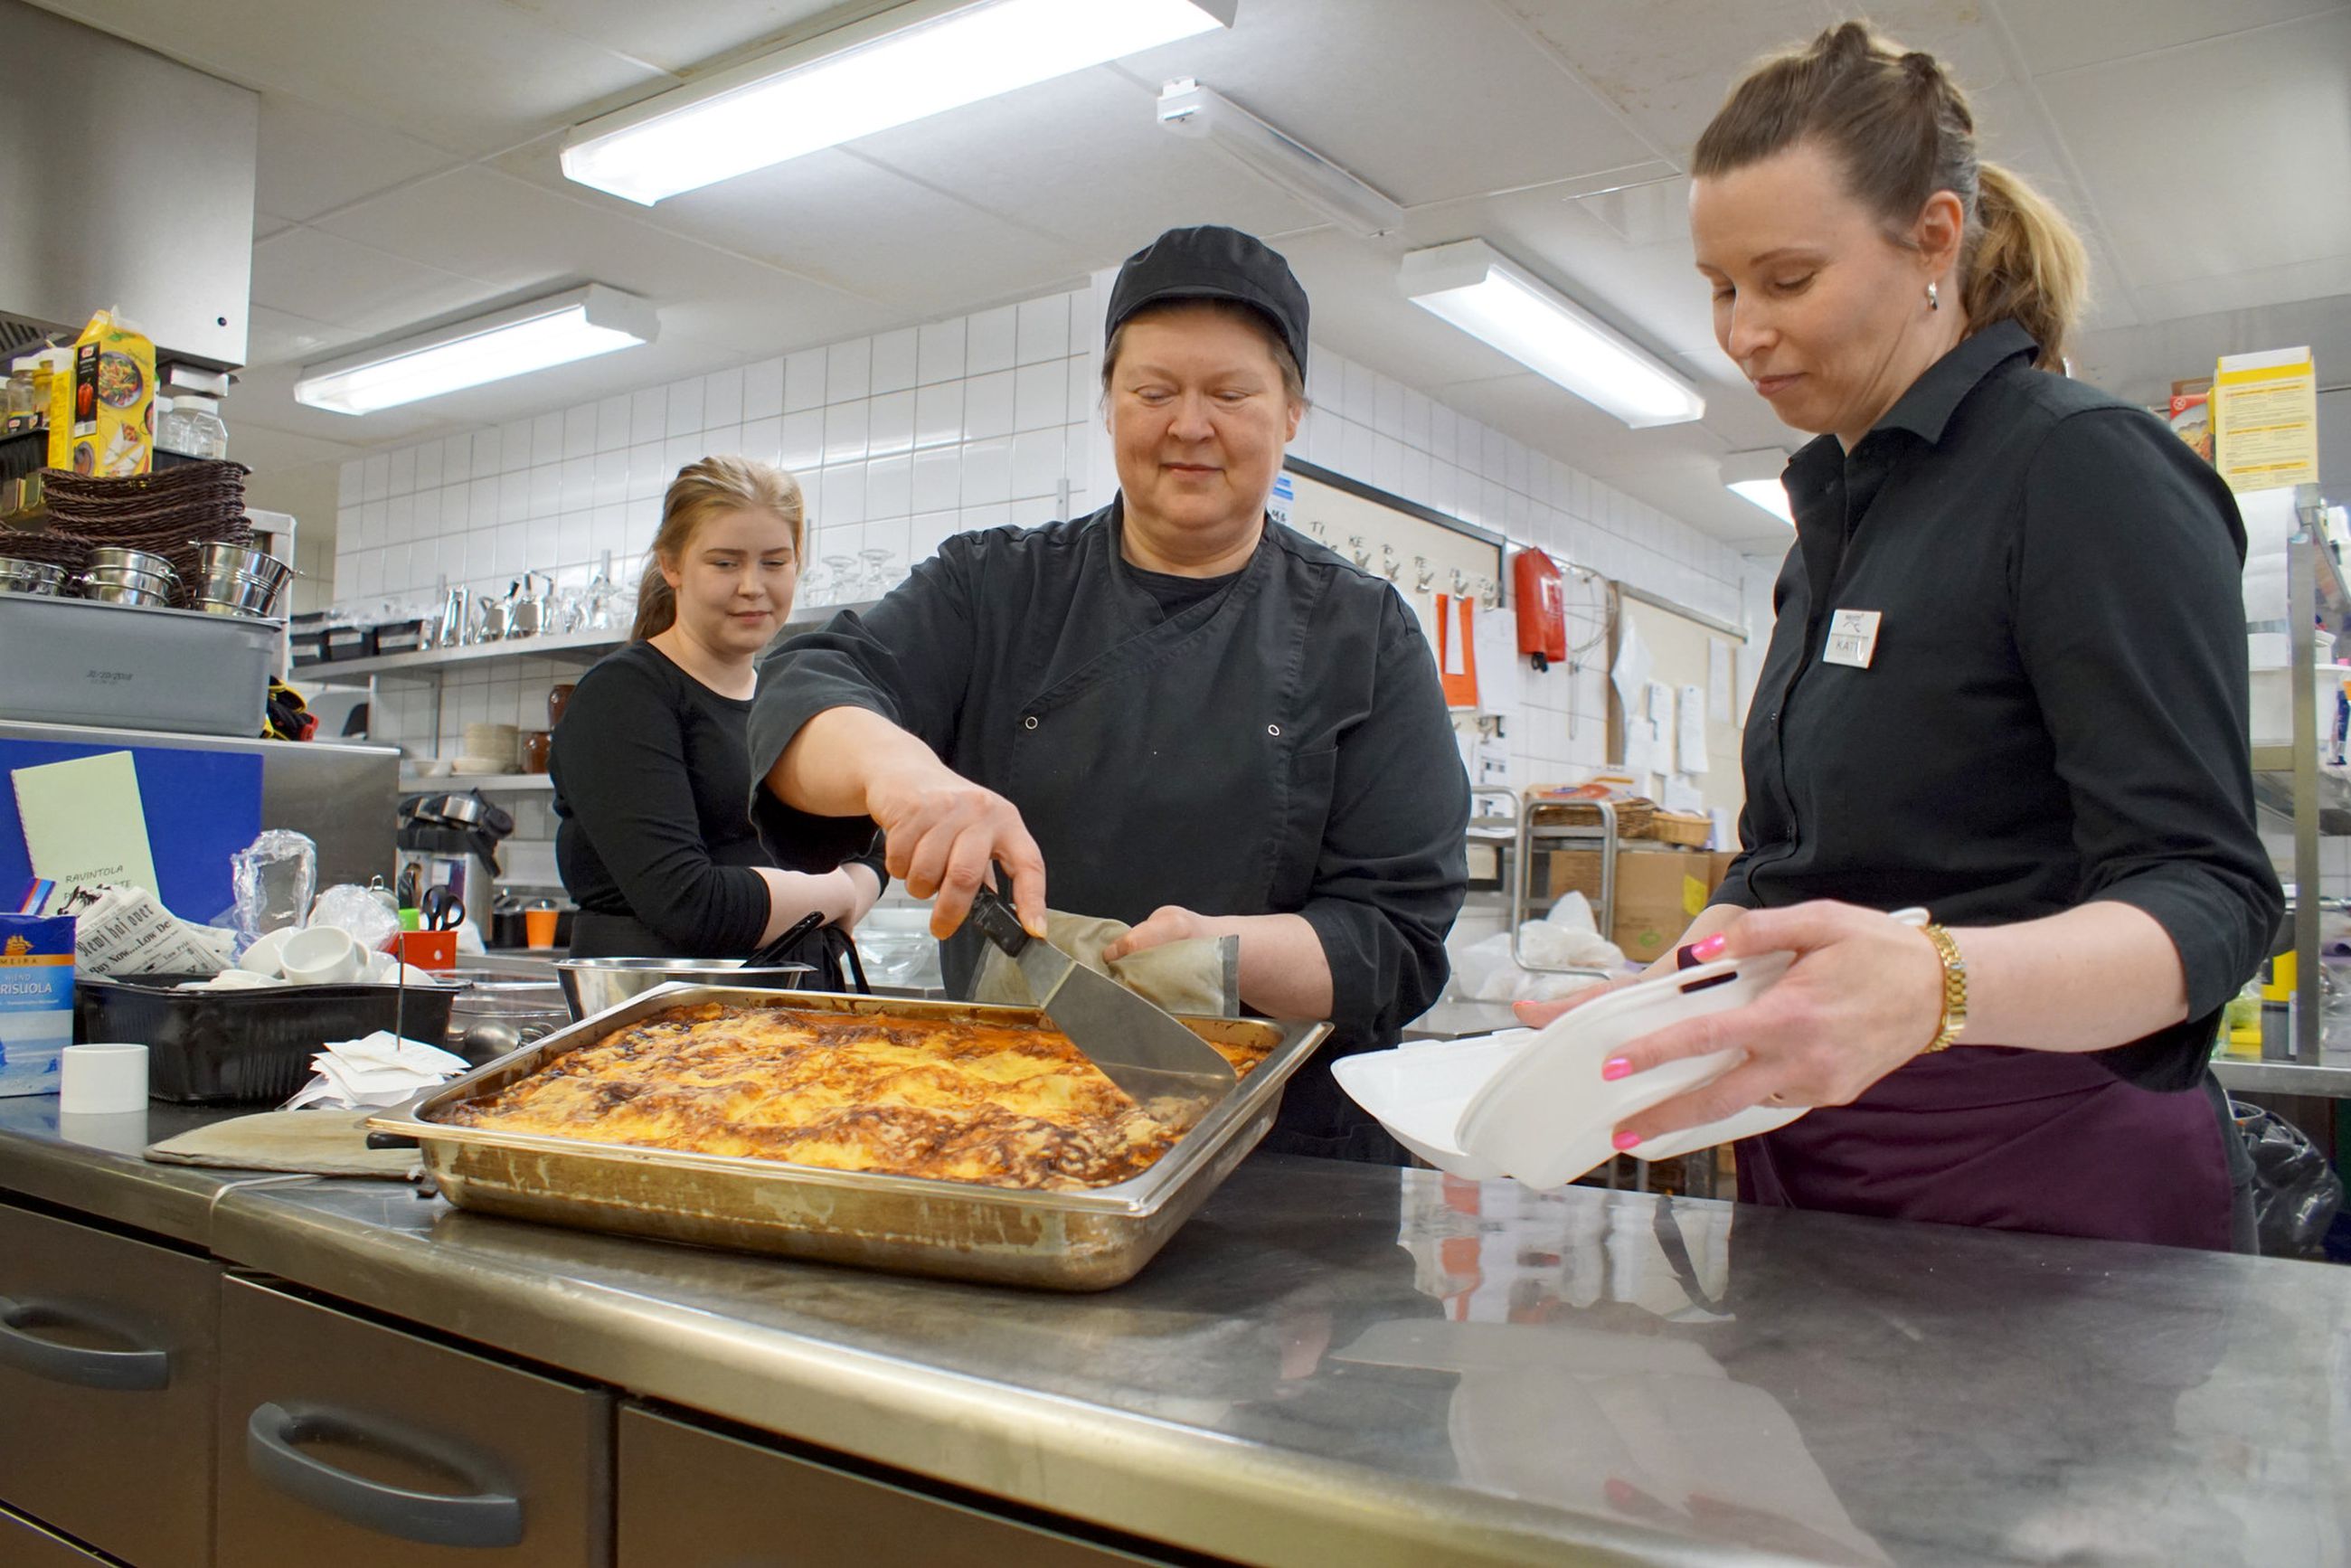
[74,973,458,1104]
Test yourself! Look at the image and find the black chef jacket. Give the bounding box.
[1718,319,2282,1091]
[749,501,1471,1154]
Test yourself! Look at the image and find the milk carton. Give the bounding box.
[0,913,74,1096]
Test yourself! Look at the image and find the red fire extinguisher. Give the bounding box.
[1513,548,1567,670]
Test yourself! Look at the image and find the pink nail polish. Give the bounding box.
[1689,933,1728,962]
[1612,1130,1641,1152]
[1601,1057,1633,1082]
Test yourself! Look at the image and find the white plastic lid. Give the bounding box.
[1454,949,1804,1189]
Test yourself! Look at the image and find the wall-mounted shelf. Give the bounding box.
[400,772,553,793]
[298,599,879,683]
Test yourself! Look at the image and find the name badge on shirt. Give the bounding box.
[1823,609,1883,669]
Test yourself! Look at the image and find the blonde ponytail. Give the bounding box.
[628,454,807,644]
[1965,162,2089,371]
[631,556,678,642]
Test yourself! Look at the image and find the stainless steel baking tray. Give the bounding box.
[368,985,1331,1291]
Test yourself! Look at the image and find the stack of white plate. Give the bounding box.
[459,722,519,772]
[1335,951,1804,1189]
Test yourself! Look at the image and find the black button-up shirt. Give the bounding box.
[750,501,1470,1148]
[1718,320,2282,1090]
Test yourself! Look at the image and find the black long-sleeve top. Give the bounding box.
[552,641,878,957]
[1716,320,2284,1091]
[747,503,1470,1151]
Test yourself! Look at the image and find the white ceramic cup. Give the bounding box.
[239,926,298,978]
[60,1043,148,1114]
[279,925,366,986]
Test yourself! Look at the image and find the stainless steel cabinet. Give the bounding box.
[215,1276,611,1568]
[1,1502,118,1567]
[0,1200,221,1568]
[617,1405,1173,1568]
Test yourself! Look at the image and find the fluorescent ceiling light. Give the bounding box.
[1157,78,1402,238]
[1398,239,1704,428]
[1720,448,1795,526]
[294,286,656,416]
[562,0,1237,205]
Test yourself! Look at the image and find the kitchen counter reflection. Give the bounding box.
[183,1141,2350,1568]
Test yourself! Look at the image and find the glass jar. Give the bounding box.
[157,391,228,459]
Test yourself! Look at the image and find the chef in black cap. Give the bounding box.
[751,225,1468,1160]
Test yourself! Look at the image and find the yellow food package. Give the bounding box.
[48,308,155,477]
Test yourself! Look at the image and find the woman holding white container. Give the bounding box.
[1519,23,2280,1251]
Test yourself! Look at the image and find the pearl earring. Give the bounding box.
[1927,281,1940,311]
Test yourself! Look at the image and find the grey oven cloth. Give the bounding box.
[145,1109,420,1181]
[972,911,1240,1018]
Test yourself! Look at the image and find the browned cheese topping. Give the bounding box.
[439,1001,1266,1191]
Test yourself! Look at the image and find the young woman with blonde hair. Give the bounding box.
[552,456,880,959]
[1523,23,2278,1249]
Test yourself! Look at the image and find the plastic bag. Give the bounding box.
[2231,1099,2346,1258]
[230,829,317,945]
[307,884,402,954]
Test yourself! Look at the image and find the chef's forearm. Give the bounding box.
[1946,901,2189,1051]
[768,705,935,817]
[1225,913,1333,1019]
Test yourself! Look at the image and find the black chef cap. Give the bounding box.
[1105,225,1309,380]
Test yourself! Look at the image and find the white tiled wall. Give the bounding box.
[335,284,1752,790]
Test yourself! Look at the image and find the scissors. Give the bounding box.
[420,886,465,931]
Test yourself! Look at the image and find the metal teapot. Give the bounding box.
[508,571,552,639]
[474,590,511,644]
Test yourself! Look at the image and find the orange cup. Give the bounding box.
[524,908,559,949]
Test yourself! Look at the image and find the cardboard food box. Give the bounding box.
[1547,845,1728,963]
[0,912,75,1097]
[48,308,155,477]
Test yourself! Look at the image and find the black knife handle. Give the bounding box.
[967,884,1030,956]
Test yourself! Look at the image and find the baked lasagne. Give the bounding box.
[439,1000,1266,1190]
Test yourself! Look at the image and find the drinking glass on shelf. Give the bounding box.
[858,548,898,599]
[822,555,857,607]
[797,557,834,607]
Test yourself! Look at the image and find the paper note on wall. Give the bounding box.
[1678,684,1709,774]
[12,752,159,911]
[2214,346,2318,494]
[1611,616,1652,712]
[1708,639,1733,723]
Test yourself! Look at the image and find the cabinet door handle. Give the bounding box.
[246,1402,525,1549]
[0,1292,171,1391]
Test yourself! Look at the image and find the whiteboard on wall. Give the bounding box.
[1607,583,1748,821]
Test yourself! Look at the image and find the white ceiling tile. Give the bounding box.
[1120,0,1660,205]
[253,94,455,223]
[1995,0,2345,76]
[311,165,900,353]
[247,226,497,339]
[242,304,361,367]
[634,149,1090,318]
[844,69,1320,257]
[41,0,665,156]
[1494,0,1834,164]
[2033,12,2351,299]
[478,0,843,78]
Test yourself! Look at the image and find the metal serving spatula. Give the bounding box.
[968,886,1238,1105]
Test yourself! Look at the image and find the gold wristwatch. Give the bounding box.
[1920,923,1967,1053]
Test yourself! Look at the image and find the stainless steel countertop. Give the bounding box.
[0,1097,313,1245]
[5,1101,2348,1566]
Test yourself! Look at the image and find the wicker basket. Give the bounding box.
[1527,797,1656,836]
[1647,810,1713,846]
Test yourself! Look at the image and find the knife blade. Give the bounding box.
[967,886,1238,1106]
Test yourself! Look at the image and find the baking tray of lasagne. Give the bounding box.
[369,985,1330,1290]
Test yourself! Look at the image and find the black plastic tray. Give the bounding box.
[74,972,458,1104]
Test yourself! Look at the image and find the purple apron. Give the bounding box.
[1735,1047,2236,1251]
